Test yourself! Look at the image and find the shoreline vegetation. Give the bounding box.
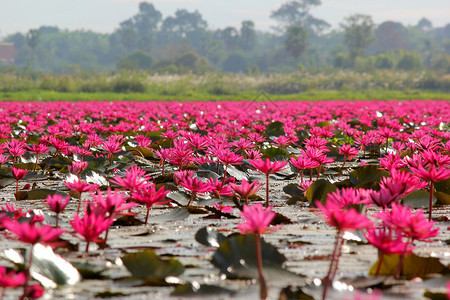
[0,70,449,101]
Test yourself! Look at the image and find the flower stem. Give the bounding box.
[145,207,150,225]
[77,193,82,214]
[34,154,39,171]
[322,231,342,300]
[55,213,59,228]
[375,253,384,276]
[395,239,411,279]
[265,174,269,208]
[316,165,322,180]
[187,192,196,206]
[429,181,434,221]
[85,241,90,253]
[255,234,268,300]
[22,245,34,299]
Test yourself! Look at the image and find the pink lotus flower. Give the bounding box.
[315,200,372,299]
[249,158,288,207]
[230,179,262,205]
[365,226,414,276]
[339,144,359,167]
[102,139,122,165]
[238,203,278,235]
[0,266,26,288]
[410,164,450,220]
[71,212,114,253]
[374,203,439,242]
[68,161,89,176]
[11,167,28,194]
[290,156,317,182]
[213,201,233,213]
[28,144,49,171]
[4,220,65,247]
[175,171,212,206]
[45,194,70,227]
[155,148,171,176]
[64,179,99,214]
[110,165,151,192]
[131,184,170,224]
[238,203,279,300]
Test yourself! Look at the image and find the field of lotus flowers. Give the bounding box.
[0,100,449,299]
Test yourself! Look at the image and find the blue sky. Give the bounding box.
[1,0,449,37]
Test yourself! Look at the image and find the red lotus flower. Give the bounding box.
[45,194,70,227]
[0,266,26,288]
[374,203,439,242]
[71,213,114,253]
[64,179,99,214]
[249,158,288,207]
[316,200,372,232]
[237,203,279,299]
[290,156,319,182]
[131,184,170,224]
[68,161,89,176]
[238,203,278,235]
[4,220,65,247]
[11,167,28,194]
[339,144,359,167]
[230,179,262,205]
[110,165,151,192]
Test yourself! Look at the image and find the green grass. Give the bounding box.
[1,89,449,102]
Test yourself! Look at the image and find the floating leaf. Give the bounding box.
[434,179,450,194]
[195,227,226,248]
[171,282,235,297]
[265,121,285,137]
[16,189,70,201]
[212,234,286,279]
[305,179,338,205]
[283,183,303,197]
[150,208,189,223]
[402,190,436,209]
[30,244,81,287]
[167,191,190,206]
[72,262,107,279]
[272,212,293,225]
[95,291,128,298]
[226,165,248,181]
[262,147,289,159]
[113,215,144,226]
[0,178,15,188]
[349,165,389,186]
[435,192,450,205]
[369,254,448,279]
[279,286,314,300]
[121,249,184,278]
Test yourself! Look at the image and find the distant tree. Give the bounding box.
[161,9,208,38]
[118,20,138,53]
[374,53,394,69]
[38,26,59,35]
[284,25,308,59]
[222,53,247,73]
[396,50,422,70]
[222,27,239,50]
[374,21,407,53]
[133,2,162,36]
[117,50,153,70]
[416,18,433,31]
[240,21,257,51]
[341,14,375,63]
[271,0,330,34]
[26,29,40,68]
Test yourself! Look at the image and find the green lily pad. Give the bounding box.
[171,282,236,297]
[434,179,450,194]
[369,254,449,279]
[195,227,226,248]
[16,189,70,201]
[305,179,338,205]
[402,190,436,209]
[349,165,389,186]
[435,192,450,205]
[121,249,184,278]
[283,183,303,197]
[262,147,289,159]
[212,234,287,279]
[265,121,285,137]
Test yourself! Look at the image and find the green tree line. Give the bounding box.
[2,1,450,75]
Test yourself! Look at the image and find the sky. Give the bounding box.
[1,0,449,38]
